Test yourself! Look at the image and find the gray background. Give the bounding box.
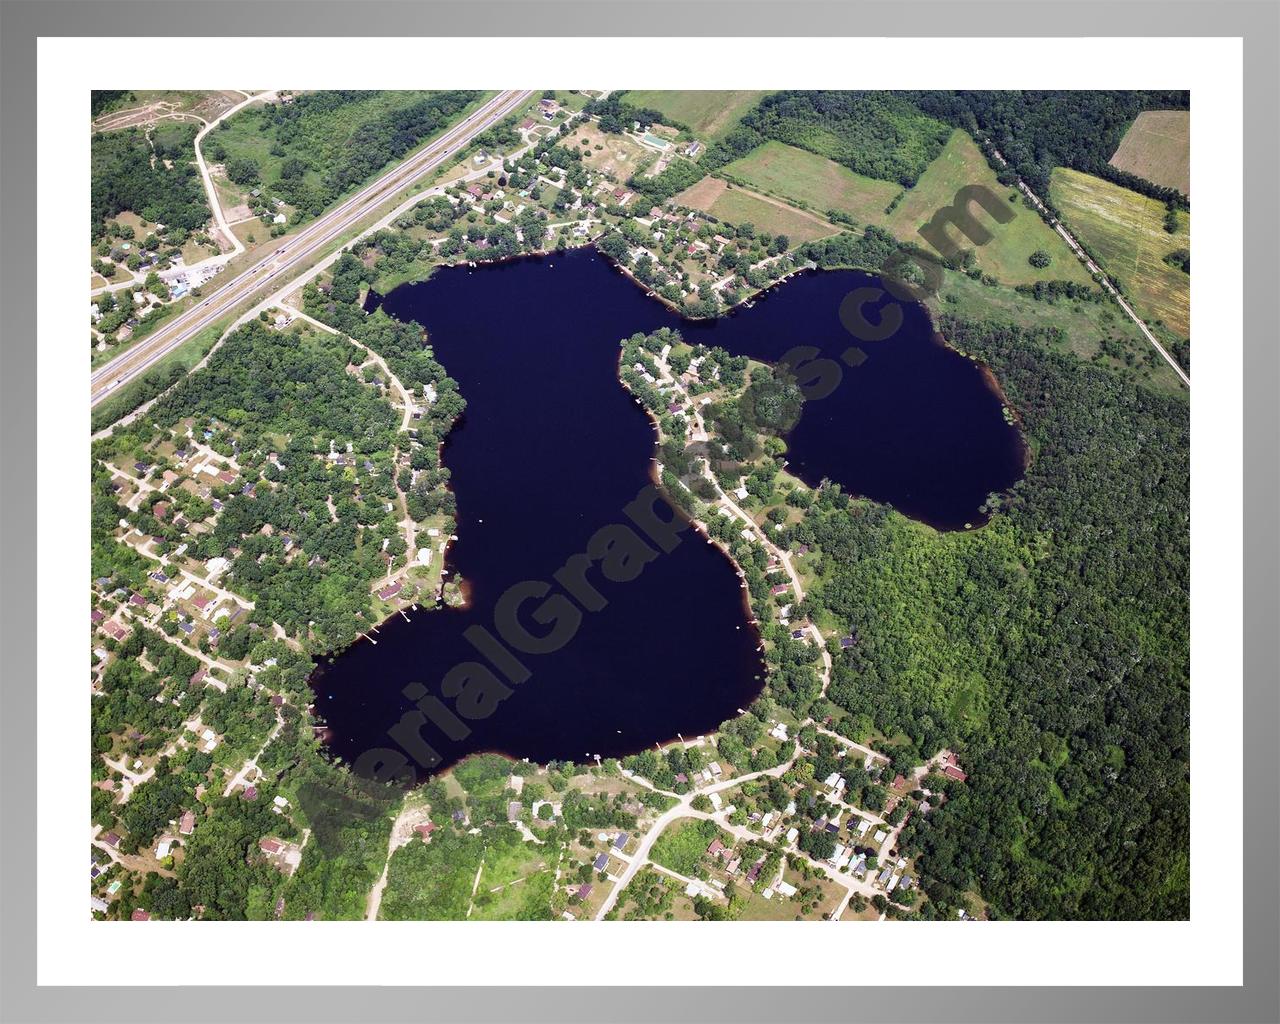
[1,2,1275,1022]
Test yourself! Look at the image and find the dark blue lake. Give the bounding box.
[310,248,1024,780]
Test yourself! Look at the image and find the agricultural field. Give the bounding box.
[885,130,1095,288]
[711,129,1091,287]
[721,140,901,225]
[737,91,952,186]
[674,177,837,246]
[1108,110,1190,196]
[622,90,769,140]
[1049,167,1190,339]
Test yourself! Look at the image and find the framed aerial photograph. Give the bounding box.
[81,80,1196,926]
[5,4,1275,1023]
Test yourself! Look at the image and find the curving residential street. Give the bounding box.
[594,343,902,922]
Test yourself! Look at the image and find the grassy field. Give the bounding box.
[622,90,769,140]
[885,130,1094,287]
[1108,110,1190,196]
[649,817,728,877]
[675,178,836,247]
[468,827,558,921]
[928,269,1186,397]
[566,121,656,179]
[721,140,901,224]
[712,129,1090,287]
[1049,167,1190,338]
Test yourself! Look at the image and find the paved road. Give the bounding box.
[985,143,1190,388]
[91,89,533,407]
[593,348,908,922]
[593,755,794,920]
[193,91,276,258]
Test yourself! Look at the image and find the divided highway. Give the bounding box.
[91,89,533,407]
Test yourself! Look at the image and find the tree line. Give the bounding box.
[904,89,1191,206]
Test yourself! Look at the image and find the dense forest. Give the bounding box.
[90,124,211,239]
[784,317,1189,919]
[905,90,1191,203]
[208,90,479,220]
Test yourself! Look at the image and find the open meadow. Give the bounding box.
[566,121,657,179]
[622,90,768,140]
[721,140,901,225]
[1049,167,1190,339]
[674,177,838,246]
[884,130,1094,287]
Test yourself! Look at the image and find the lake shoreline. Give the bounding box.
[313,250,1023,778]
